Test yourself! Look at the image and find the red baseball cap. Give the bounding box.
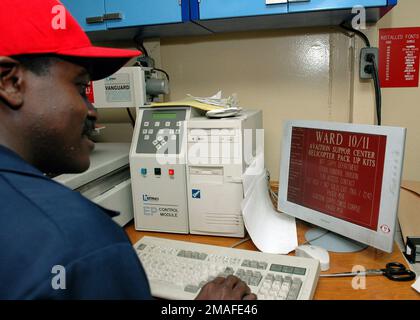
[0,0,141,80]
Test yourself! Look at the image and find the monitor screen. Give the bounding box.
[278,120,406,253]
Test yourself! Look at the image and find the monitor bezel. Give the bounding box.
[278,120,406,253]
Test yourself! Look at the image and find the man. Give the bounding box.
[0,0,256,300]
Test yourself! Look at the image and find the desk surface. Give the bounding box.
[124,220,419,300]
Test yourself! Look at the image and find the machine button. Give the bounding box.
[169,169,175,176]
[165,122,171,127]
[154,168,161,176]
[144,122,149,127]
[142,129,148,134]
[140,168,147,175]
[144,135,150,140]
[155,121,160,127]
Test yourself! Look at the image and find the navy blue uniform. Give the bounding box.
[0,145,151,299]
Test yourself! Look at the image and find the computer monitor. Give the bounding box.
[278,120,406,253]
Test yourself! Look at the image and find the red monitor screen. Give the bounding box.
[287,127,387,231]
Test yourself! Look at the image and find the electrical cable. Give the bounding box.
[340,22,382,126]
[371,58,382,125]
[230,237,251,248]
[340,22,371,47]
[134,35,149,57]
[126,108,135,127]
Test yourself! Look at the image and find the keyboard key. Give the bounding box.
[265,273,274,281]
[241,260,251,267]
[198,253,207,260]
[249,276,262,287]
[184,285,199,293]
[282,266,295,274]
[137,244,147,251]
[269,264,284,273]
[293,267,306,276]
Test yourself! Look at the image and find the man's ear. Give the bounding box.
[0,56,24,110]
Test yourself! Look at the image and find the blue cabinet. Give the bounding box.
[198,0,288,20]
[61,0,106,32]
[62,0,189,31]
[288,0,388,13]
[105,0,186,29]
[191,0,397,33]
[62,0,398,40]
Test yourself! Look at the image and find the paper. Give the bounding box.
[152,91,239,112]
[241,169,298,254]
[398,180,420,243]
[151,99,224,112]
[412,277,420,294]
[187,91,239,108]
[242,153,265,198]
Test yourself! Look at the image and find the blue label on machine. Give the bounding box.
[192,189,201,199]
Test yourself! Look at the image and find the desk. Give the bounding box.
[125,221,419,300]
[124,184,419,300]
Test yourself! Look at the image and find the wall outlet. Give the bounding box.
[360,47,379,79]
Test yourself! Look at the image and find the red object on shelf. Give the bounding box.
[168,169,175,176]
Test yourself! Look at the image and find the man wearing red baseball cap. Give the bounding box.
[0,0,256,300]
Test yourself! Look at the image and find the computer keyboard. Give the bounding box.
[133,236,320,300]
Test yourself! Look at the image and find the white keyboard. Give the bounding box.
[134,236,320,300]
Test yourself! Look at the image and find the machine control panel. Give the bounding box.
[136,109,187,155]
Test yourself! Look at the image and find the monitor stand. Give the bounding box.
[305,227,368,253]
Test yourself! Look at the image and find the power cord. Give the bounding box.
[230,237,251,248]
[366,55,382,126]
[340,22,371,47]
[152,67,170,82]
[340,22,382,126]
[126,108,135,127]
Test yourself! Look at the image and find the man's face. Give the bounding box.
[23,58,97,174]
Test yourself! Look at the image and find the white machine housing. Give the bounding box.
[186,110,263,237]
[130,107,202,233]
[130,107,263,237]
[54,143,134,226]
[90,66,147,109]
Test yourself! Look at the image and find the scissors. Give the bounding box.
[320,262,416,282]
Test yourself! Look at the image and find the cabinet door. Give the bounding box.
[61,0,106,31]
[198,0,288,20]
[288,0,388,13]
[105,0,184,29]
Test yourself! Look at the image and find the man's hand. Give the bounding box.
[195,275,257,300]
